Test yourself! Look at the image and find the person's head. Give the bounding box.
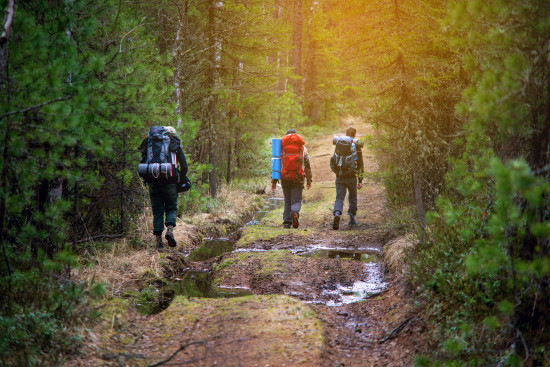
[346,126,356,138]
[286,128,297,135]
[165,126,177,136]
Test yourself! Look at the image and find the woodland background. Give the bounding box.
[0,0,549,366]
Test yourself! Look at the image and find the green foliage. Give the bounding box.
[0,259,97,366]
[406,1,550,364]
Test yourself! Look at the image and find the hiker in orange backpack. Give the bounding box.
[271,129,313,229]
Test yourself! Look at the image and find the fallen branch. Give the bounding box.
[378,315,415,344]
[365,286,393,299]
[0,95,72,120]
[365,278,402,300]
[0,0,15,45]
[147,340,209,367]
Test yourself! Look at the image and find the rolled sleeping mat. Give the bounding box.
[272,138,282,180]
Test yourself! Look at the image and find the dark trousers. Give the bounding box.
[148,182,178,235]
[333,176,357,216]
[281,180,303,225]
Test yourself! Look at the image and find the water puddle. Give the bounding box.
[166,195,388,309]
[171,271,253,299]
[298,247,387,306]
[298,247,382,263]
[322,263,387,306]
[187,238,234,261]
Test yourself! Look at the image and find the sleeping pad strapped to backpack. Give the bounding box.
[331,136,357,177]
[138,126,178,183]
[281,133,306,181]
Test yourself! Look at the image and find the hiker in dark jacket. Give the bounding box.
[331,126,364,230]
[139,126,188,249]
[271,129,313,229]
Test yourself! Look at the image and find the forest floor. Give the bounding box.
[69,118,428,366]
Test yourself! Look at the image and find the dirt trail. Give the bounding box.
[70,118,426,366]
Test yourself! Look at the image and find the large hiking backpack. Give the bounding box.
[138,126,178,183]
[331,136,357,177]
[281,133,306,181]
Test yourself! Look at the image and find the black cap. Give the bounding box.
[286,129,297,135]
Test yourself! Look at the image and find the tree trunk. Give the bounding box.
[0,20,13,306]
[120,132,126,233]
[412,156,426,230]
[226,139,232,184]
[235,126,241,169]
[291,0,303,98]
[173,16,184,129]
[304,3,319,125]
[207,0,218,197]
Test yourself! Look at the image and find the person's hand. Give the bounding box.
[306,182,311,190]
[271,182,277,192]
[357,183,363,190]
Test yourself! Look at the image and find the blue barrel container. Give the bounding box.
[272,138,282,180]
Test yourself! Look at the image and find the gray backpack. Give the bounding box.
[331,136,357,177]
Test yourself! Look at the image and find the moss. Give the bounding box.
[157,295,324,362]
[256,250,290,278]
[214,250,296,282]
[215,258,237,271]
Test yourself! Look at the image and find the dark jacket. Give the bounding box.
[139,134,188,184]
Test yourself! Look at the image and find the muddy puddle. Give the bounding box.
[312,262,387,306]
[188,238,234,261]
[163,196,387,308]
[171,271,252,298]
[297,246,382,263]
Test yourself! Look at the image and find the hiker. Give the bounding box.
[138,126,189,249]
[331,126,364,230]
[271,129,313,229]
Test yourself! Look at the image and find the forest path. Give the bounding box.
[70,118,425,366]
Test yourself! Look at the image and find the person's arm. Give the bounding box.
[138,138,148,163]
[356,146,364,187]
[177,146,188,178]
[303,147,312,189]
[271,178,278,191]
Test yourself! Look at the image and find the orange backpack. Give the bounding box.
[281,134,305,181]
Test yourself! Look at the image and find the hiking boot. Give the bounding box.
[332,215,340,230]
[283,223,291,229]
[291,212,299,229]
[155,235,164,250]
[165,225,177,247]
[349,215,357,226]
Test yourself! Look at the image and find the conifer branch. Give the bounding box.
[0,95,72,120]
[0,0,15,45]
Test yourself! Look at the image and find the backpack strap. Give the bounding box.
[282,146,287,180]
[147,138,153,163]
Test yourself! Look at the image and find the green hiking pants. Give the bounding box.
[148,182,178,235]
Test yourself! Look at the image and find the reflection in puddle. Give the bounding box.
[171,271,253,299]
[299,248,381,263]
[188,238,235,261]
[307,262,388,307]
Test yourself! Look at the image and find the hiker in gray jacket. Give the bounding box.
[331,126,364,230]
